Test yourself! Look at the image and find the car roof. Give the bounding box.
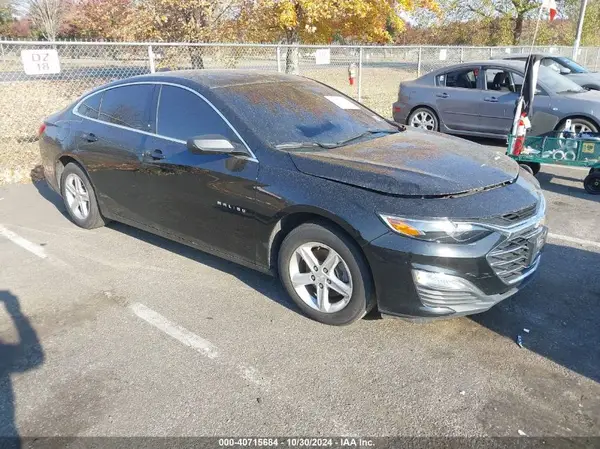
[114,69,304,89]
[429,60,526,74]
[502,53,554,59]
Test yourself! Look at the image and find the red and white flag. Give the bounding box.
[542,0,557,21]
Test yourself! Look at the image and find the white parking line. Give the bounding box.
[548,233,600,249]
[0,224,47,259]
[129,302,219,359]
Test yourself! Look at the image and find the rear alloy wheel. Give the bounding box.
[408,108,438,131]
[278,222,374,326]
[61,163,107,229]
[563,118,598,134]
[583,172,600,194]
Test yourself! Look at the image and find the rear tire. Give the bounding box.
[583,172,600,195]
[407,107,439,132]
[278,222,375,326]
[60,163,107,229]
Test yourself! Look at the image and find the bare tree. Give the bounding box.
[12,0,68,41]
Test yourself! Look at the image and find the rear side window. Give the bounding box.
[79,93,102,119]
[98,85,154,131]
[444,68,479,89]
[157,85,235,142]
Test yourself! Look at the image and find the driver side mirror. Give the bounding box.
[186,135,248,156]
[559,67,572,75]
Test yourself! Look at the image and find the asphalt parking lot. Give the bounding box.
[0,144,599,441]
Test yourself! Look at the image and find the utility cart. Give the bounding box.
[507,132,600,194]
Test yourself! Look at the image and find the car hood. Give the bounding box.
[567,72,600,86]
[287,129,519,197]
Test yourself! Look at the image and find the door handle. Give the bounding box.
[83,132,97,142]
[436,93,449,98]
[484,97,499,102]
[144,149,165,160]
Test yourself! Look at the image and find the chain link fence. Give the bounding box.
[1,40,599,183]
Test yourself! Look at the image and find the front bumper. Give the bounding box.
[364,216,547,320]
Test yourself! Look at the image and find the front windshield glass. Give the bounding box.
[537,65,586,94]
[215,79,397,149]
[556,56,588,74]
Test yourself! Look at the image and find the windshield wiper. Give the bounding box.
[275,141,332,150]
[330,129,399,147]
[275,129,399,151]
[558,89,585,94]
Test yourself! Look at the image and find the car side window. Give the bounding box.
[98,85,154,132]
[542,58,562,73]
[486,69,516,92]
[443,68,479,89]
[509,71,544,95]
[156,85,238,142]
[79,92,102,120]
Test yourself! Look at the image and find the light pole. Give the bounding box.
[573,0,589,60]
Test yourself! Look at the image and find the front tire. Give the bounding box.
[278,222,375,326]
[559,118,599,134]
[60,163,107,229]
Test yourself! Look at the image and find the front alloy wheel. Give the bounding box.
[278,222,375,325]
[289,242,353,313]
[565,118,598,134]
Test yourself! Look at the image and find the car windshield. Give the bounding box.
[215,79,399,149]
[555,56,588,74]
[537,65,586,94]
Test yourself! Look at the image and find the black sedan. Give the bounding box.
[40,70,547,325]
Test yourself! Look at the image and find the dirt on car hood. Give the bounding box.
[288,128,519,197]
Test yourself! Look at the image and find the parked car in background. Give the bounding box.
[502,53,600,90]
[39,70,547,326]
[393,60,600,138]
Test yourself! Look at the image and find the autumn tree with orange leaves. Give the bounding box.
[235,0,438,72]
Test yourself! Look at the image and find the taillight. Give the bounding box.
[38,123,46,137]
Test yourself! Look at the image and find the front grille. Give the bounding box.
[487,225,544,284]
[484,204,538,227]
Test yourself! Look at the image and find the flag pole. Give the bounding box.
[511,6,544,146]
[529,7,544,56]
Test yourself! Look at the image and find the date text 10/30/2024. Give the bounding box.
[218,438,375,447]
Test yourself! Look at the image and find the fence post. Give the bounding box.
[148,45,156,73]
[460,47,464,64]
[276,45,281,73]
[0,43,5,64]
[596,47,600,72]
[358,47,363,102]
[489,47,493,58]
[417,47,422,78]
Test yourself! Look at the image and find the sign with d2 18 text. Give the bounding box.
[21,49,61,75]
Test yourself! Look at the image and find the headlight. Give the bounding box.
[378,214,493,243]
